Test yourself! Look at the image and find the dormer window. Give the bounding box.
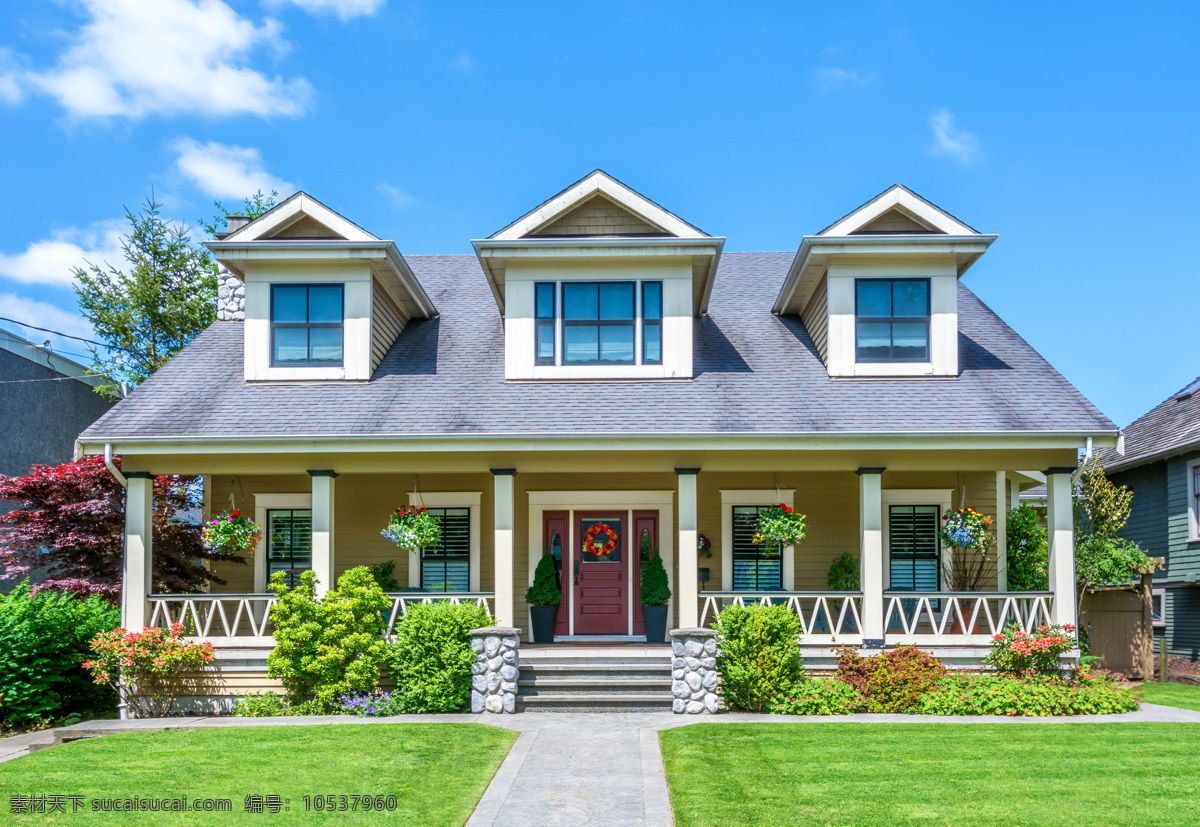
[534,280,664,367]
[854,278,930,363]
[271,284,345,366]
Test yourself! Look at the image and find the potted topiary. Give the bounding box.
[825,551,859,632]
[641,549,671,644]
[525,553,561,644]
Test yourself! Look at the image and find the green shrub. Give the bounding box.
[714,604,803,712]
[825,551,860,590]
[0,581,119,727]
[267,566,390,712]
[918,671,1140,716]
[770,678,867,715]
[1006,504,1048,590]
[390,601,494,713]
[525,553,561,607]
[640,550,671,606]
[369,560,402,592]
[835,645,946,713]
[231,691,287,717]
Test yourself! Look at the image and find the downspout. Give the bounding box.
[1072,437,1093,485]
[103,444,130,719]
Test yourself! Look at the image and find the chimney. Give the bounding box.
[225,214,251,234]
[216,268,245,321]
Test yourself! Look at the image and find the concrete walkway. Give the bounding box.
[3,704,1200,825]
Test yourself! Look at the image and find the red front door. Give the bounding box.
[573,512,628,635]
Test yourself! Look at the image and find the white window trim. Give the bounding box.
[408,492,482,592]
[252,493,313,592]
[526,490,675,640]
[719,490,796,592]
[1152,587,1166,628]
[881,489,953,591]
[1188,458,1200,542]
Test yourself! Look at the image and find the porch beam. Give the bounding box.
[676,468,700,628]
[1046,468,1077,628]
[492,469,516,627]
[308,470,337,597]
[996,471,1007,592]
[122,472,154,631]
[857,467,885,646]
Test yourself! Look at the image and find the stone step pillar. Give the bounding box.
[671,628,720,714]
[471,626,520,713]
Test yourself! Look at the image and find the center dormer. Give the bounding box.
[473,171,724,380]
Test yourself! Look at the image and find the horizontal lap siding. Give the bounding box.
[800,277,829,363]
[371,281,406,372]
[1166,453,1200,656]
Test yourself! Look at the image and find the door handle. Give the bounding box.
[574,560,580,586]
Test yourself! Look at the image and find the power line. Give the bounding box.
[0,316,132,353]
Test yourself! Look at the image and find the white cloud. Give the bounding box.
[0,48,26,104]
[450,54,475,73]
[0,222,125,288]
[812,67,875,93]
[0,294,97,356]
[271,0,386,20]
[929,108,981,164]
[377,182,415,209]
[26,0,311,119]
[174,138,293,200]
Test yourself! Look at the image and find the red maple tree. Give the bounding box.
[0,456,241,598]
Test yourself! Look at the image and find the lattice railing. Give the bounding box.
[883,592,1054,641]
[699,592,864,640]
[381,593,494,639]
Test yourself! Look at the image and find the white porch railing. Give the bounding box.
[883,591,1054,645]
[148,592,494,645]
[700,592,865,644]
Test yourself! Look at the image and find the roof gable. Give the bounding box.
[1100,374,1200,471]
[222,192,378,243]
[818,184,979,237]
[530,193,666,237]
[489,170,709,240]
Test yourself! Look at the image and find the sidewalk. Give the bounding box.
[3,704,1199,825]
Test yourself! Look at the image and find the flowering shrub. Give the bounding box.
[753,504,807,552]
[941,507,992,549]
[338,689,405,717]
[985,623,1076,675]
[697,533,712,558]
[381,506,441,551]
[770,678,867,715]
[83,624,214,718]
[834,645,946,713]
[917,670,1139,716]
[202,510,263,556]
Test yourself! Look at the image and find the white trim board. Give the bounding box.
[719,490,795,592]
[408,491,483,592]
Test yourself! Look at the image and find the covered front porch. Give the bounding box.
[115,445,1082,662]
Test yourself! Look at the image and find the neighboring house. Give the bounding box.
[1099,378,1200,659]
[77,172,1116,705]
[0,327,115,591]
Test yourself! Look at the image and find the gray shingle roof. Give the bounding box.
[1097,377,1200,472]
[80,252,1116,441]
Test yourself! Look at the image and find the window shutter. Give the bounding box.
[731,506,783,590]
[421,508,471,592]
[888,505,940,591]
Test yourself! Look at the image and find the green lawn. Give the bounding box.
[662,723,1200,826]
[1136,681,1200,712]
[0,724,515,825]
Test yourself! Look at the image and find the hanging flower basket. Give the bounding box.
[941,507,993,550]
[202,511,263,557]
[381,506,441,551]
[753,504,807,554]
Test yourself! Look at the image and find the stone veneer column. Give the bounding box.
[670,628,720,714]
[470,626,520,713]
[217,269,245,321]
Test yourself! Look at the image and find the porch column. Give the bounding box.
[676,468,700,629]
[492,469,516,627]
[857,467,885,646]
[122,472,154,631]
[309,470,337,597]
[996,471,1008,592]
[1046,468,1077,628]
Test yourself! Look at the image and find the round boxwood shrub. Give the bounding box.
[714,604,803,712]
[389,601,495,713]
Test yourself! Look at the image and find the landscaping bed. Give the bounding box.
[662,722,1200,826]
[0,723,515,824]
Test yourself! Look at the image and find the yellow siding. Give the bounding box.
[268,215,344,239]
[854,208,936,234]
[531,194,663,236]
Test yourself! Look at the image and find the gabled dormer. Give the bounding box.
[473,171,724,380]
[206,193,436,382]
[773,185,996,378]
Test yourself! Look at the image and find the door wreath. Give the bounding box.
[582,523,619,557]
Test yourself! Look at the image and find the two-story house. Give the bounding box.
[77,171,1117,706]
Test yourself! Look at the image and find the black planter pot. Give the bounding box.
[643,604,669,644]
[530,605,557,644]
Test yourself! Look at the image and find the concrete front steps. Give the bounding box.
[517,646,673,712]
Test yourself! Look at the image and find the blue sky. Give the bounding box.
[0,1,1196,427]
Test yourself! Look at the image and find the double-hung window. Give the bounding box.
[855,278,930,362]
[731,506,783,590]
[266,509,312,588]
[888,504,940,591]
[534,280,663,366]
[420,507,471,592]
[271,284,344,366]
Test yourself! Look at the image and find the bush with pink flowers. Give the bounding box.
[83,624,214,718]
[985,623,1076,675]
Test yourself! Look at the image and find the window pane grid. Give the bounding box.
[267,509,312,588]
[732,505,782,590]
[539,280,662,367]
[888,505,940,591]
[420,508,471,592]
[271,284,345,367]
[855,278,930,363]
